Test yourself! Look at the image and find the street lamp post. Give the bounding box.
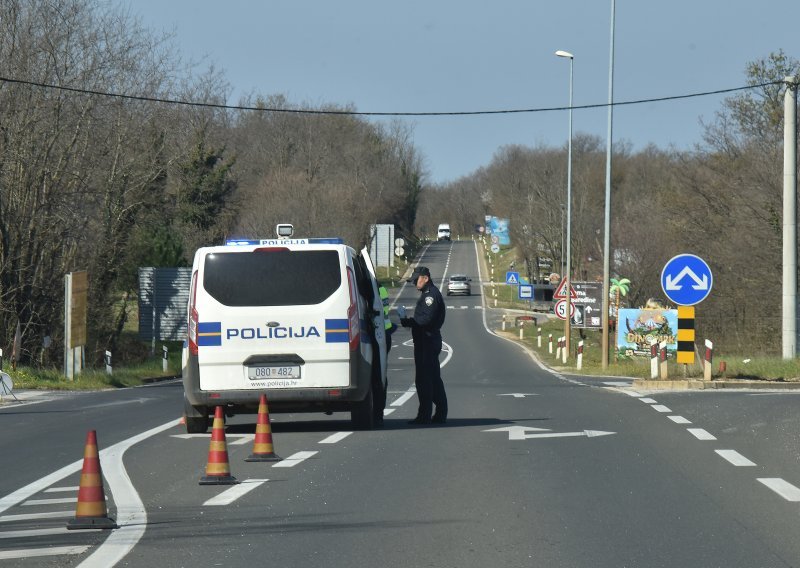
[556,49,574,358]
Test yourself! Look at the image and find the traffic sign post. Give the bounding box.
[661,254,712,375]
[661,254,712,306]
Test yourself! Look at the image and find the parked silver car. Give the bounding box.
[446,274,471,296]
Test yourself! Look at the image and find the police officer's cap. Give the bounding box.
[407,266,431,282]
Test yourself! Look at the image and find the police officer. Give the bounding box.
[400,266,447,425]
[374,285,397,427]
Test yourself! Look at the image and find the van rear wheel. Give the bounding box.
[184,396,209,433]
[351,385,374,430]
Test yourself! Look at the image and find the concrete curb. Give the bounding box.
[632,379,800,390]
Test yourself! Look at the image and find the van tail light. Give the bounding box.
[188,270,199,355]
[346,267,360,351]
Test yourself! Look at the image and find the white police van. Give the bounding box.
[182,225,387,433]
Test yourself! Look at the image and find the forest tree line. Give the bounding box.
[0,1,797,367]
[0,0,424,367]
[415,51,799,354]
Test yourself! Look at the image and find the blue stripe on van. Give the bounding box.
[325,319,349,343]
[197,321,222,346]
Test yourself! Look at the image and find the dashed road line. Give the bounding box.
[652,405,672,413]
[391,389,416,407]
[758,478,800,501]
[203,479,268,507]
[319,432,353,444]
[687,428,716,441]
[272,451,318,468]
[22,497,77,506]
[639,398,657,404]
[0,510,73,522]
[0,526,101,539]
[0,545,91,561]
[715,450,756,467]
[668,415,692,424]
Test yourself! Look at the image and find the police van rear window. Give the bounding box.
[203,250,341,306]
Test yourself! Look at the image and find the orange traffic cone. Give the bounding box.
[246,393,281,462]
[67,430,118,530]
[200,406,238,485]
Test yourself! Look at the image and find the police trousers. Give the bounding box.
[413,334,447,420]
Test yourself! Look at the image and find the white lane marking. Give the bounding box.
[715,450,756,467]
[22,497,77,506]
[319,432,352,444]
[621,390,644,397]
[639,398,658,404]
[77,418,182,568]
[668,416,692,424]
[0,546,90,560]
[391,390,416,407]
[272,451,318,468]
[0,527,101,538]
[758,478,800,501]
[383,408,396,416]
[603,381,631,387]
[0,418,180,568]
[171,433,253,441]
[687,428,716,440]
[440,341,454,368]
[652,405,672,413]
[0,510,74,522]
[44,486,79,493]
[203,479,268,507]
[230,434,254,446]
[497,393,538,398]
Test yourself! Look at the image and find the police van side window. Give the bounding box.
[203,250,341,306]
[353,256,375,304]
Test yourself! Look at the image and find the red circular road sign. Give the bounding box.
[554,299,575,320]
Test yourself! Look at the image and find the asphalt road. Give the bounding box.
[2,239,800,567]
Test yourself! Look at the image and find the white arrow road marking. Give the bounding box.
[665,266,709,291]
[483,426,551,440]
[497,393,538,398]
[483,426,616,440]
[521,430,616,440]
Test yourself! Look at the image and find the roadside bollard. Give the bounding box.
[704,339,713,381]
[105,351,112,375]
[577,341,584,370]
[659,340,669,380]
[555,337,562,360]
[519,323,524,340]
[163,345,169,373]
[650,343,658,379]
[561,337,567,364]
[494,299,497,307]
[537,327,542,348]
[502,315,507,331]
[548,334,553,354]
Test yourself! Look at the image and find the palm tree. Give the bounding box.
[609,277,630,327]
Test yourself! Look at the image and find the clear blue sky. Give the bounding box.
[119,0,798,185]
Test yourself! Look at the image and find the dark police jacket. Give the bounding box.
[402,282,446,341]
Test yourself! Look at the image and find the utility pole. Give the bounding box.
[783,76,798,359]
